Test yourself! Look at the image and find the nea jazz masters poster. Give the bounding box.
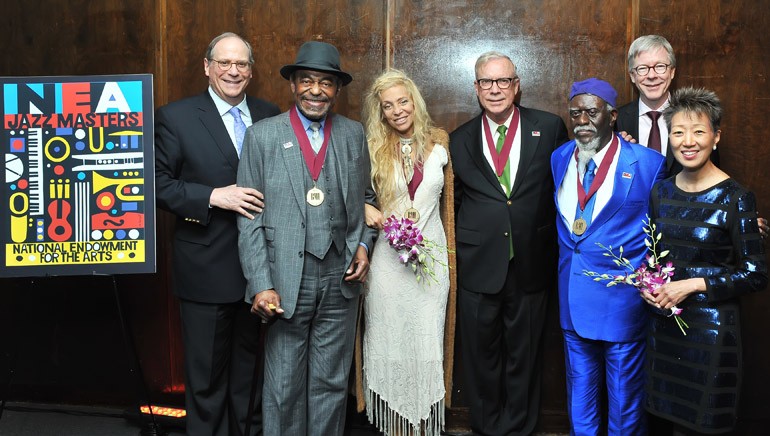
[1,74,155,277]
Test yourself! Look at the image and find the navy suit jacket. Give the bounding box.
[551,136,666,342]
[155,91,280,303]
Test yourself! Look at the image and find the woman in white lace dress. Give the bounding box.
[354,69,456,436]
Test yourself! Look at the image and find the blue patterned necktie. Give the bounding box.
[581,159,598,227]
[229,106,246,156]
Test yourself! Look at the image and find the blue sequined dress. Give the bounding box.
[646,177,767,433]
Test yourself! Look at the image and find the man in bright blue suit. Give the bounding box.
[551,78,666,435]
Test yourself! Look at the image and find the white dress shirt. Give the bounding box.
[557,136,620,229]
[208,87,253,152]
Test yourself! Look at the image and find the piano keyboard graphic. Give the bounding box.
[28,128,44,216]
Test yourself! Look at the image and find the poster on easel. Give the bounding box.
[1,74,155,278]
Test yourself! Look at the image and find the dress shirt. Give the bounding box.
[208,87,253,152]
[637,98,670,156]
[294,106,326,148]
[481,110,521,193]
[557,136,620,229]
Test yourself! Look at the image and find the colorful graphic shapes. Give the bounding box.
[97,192,115,210]
[10,137,25,152]
[91,211,143,230]
[47,199,73,241]
[5,153,24,182]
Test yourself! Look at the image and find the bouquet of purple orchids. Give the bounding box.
[584,217,689,335]
[382,215,448,284]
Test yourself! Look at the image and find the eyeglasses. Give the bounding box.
[632,63,670,76]
[210,59,252,72]
[476,77,516,90]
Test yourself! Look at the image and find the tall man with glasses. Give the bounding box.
[155,32,279,435]
[616,34,719,174]
[450,51,568,435]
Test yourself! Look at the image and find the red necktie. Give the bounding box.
[647,111,661,153]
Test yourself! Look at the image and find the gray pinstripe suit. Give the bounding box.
[237,109,376,435]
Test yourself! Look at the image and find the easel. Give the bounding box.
[0,274,166,436]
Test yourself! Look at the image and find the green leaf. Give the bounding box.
[659,250,669,258]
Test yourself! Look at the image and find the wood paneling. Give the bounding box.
[1,0,769,432]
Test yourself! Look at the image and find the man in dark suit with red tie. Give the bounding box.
[450,51,568,436]
[154,32,280,435]
[615,34,719,174]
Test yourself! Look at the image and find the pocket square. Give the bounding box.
[622,172,632,179]
[532,131,541,136]
[283,142,294,149]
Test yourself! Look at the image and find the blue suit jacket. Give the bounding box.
[551,136,665,342]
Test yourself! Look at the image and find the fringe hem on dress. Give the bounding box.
[365,388,444,436]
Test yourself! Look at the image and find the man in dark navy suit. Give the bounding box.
[155,32,280,436]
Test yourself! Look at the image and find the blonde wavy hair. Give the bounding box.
[363,69,435,213]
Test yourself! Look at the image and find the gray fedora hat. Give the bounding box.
[280,41,353,86]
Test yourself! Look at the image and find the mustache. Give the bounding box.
[573,125,597,135]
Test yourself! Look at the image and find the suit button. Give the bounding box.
[507,200,512,206]
[504,232,509,237]
[301,223,305,228]
[575,248,581,254]
[298,252,303,258]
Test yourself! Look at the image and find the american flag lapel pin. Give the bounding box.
[622,172,632,179]
[283,141,294,149]
[532,131,541,136]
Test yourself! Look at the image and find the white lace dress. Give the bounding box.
[363,145,450,436]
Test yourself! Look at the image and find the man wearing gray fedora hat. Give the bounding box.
[237,40,377,435]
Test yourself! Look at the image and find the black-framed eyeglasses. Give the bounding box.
[210,59,252,72]
[632,63,670,76]
[476,77,516,90]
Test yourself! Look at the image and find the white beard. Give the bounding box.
[574,126,601,174]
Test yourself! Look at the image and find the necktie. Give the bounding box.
[647,111,662,153]
[495,125,514,259]
[581,159,598,227]
[229,107,246,156]
[495,124,511,196]
[309,122,322,153]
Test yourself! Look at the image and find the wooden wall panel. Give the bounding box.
[1,0,769,432]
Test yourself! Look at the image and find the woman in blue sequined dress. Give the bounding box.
[643,87,767,434]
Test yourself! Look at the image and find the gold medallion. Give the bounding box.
[306,187,325,206]
[404,207,420,223]
[573,217,587,236]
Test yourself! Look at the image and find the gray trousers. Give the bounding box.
[262,249,359,436]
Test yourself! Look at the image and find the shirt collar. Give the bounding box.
[294,105,326,131]
[638,94,670,116]
[208,87,248,116]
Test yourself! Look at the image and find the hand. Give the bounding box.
[365,203,385,230]
[210,184,265,219]
[618,130,637,144]
[344,245,370,283]
[650,278,706,310]
[757,215,768,239]
[251,289,284,322]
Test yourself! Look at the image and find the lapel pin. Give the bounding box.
[532,131,541,136]
[622,172,632,179]
[283,142,294,149]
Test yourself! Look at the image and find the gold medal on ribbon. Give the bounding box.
[404,207,420,223]
[573,217,587,236]
[306,186,325,206]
